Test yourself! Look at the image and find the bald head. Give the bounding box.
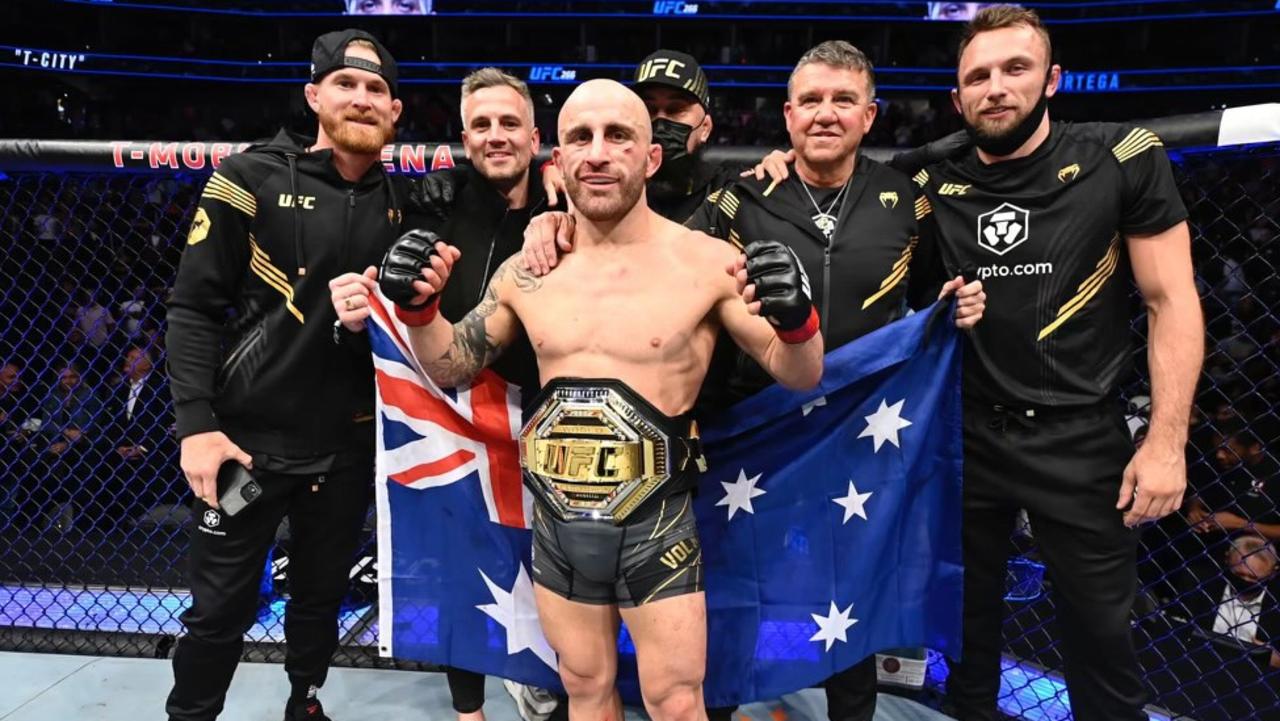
[553,79,662,223]
[558,79,652,145]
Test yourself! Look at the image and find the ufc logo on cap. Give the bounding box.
[637,58,685,82]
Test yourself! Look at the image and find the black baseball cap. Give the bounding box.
[632,50,710,110]
[310,29,399,97]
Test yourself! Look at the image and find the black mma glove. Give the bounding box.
[743,240,819,344]
[379,229,444,325]
[407,167,468,220]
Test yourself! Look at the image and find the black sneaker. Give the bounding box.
[284,697,332,721]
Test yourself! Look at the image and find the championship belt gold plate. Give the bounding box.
[521,380,688,524]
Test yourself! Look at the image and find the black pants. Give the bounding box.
[165,463,373,721]
[707,655,877,721]
[946,402,1147,721]
[446,667,485,713]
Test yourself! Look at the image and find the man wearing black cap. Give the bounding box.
[630,49,741,222]
[164,29,405,721]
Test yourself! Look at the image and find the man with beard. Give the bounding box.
[165,29,404,721]
[340,78,823,721]
[915,6,1204,720]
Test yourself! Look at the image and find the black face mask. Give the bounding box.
[650,116,703,195]
[963,74,1051,158]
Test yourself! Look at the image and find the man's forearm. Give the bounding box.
[406,316,473,388]
[760,334,824,390]
[405,304,502,390]
[1144,291,1203,452]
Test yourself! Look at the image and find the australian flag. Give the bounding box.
[368,291,964,707]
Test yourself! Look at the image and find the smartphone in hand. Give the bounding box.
[217,461,262,516]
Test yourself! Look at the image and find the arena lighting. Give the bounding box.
[50,0,1280,22]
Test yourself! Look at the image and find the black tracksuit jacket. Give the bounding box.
[166,129,406,459]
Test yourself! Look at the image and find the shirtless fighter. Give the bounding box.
[338,79,823,721]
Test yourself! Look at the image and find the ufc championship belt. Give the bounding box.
[520,379,706,524]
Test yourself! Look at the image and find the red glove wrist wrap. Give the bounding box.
[394,296,440,327]
[776,306,819,344]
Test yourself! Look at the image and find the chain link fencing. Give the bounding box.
[0,142,1277,719]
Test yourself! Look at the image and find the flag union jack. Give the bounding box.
[366,292,529,529]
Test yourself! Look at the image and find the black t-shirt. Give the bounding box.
[919,122,1188,406]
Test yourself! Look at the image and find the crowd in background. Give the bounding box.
[0,1,1277,713]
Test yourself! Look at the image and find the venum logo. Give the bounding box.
[977,202,1030,256]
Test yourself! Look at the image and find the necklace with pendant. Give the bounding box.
[799,174,852,241]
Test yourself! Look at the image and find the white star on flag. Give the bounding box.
[857,398,912,452]
[716,469,766,520]
[809,600,859,652]
[476,564,557,669]
[801,396,827,416]
[833,480,873,523]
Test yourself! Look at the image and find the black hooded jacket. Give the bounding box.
[166,129,406,460]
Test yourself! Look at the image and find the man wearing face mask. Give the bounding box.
[917,6,1203,720]
[630,49,741,222]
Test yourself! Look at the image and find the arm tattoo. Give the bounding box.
[422,257,535,386]
[424,307,501,387]
[507,259,543,294]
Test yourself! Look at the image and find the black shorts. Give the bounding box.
[531,491,703,607]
